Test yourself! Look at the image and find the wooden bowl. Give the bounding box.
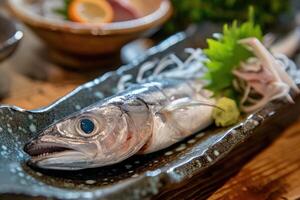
[8,0,172,68]
[0,13,23,62]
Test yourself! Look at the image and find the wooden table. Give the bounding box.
[209,121,300,200]
[2,9,300,200]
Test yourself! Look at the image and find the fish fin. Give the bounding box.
[156,97,217,137]
[159,97,219,113]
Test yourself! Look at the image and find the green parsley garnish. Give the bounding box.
[203,8,263,99]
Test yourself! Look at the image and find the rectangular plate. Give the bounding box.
[0,26,299,200]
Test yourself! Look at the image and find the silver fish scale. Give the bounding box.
[106,78,202,113]
[24,77,210,170]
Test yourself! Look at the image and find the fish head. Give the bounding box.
[24,100,152,170]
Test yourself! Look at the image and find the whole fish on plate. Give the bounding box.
[24,49,216,170]
[24,81,214,170]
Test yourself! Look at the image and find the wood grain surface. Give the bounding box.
[209,121,300,200]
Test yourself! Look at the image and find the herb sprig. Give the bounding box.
[203,8,263,99]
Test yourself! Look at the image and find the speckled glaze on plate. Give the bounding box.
[0,27,300,200]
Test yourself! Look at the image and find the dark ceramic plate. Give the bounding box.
[0,27,300,200]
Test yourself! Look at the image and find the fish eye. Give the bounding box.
[79,118,95,135]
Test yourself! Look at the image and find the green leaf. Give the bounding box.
[203,8,263,100]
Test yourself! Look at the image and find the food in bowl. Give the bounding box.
[8,0,172,67]
[44,0,140,23]
[68,0,114,23]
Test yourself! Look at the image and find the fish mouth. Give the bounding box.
[24,137,95,170]
[24,141,75,161]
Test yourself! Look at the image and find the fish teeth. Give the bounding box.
[35,152,52,158]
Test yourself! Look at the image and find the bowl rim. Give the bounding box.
[8,0,173,35]
[0,13,23,51]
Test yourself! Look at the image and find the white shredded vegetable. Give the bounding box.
[117,48,207,91]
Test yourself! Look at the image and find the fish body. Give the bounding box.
[24,78,214,170]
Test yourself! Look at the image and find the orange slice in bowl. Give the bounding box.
[68,0,114,24]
